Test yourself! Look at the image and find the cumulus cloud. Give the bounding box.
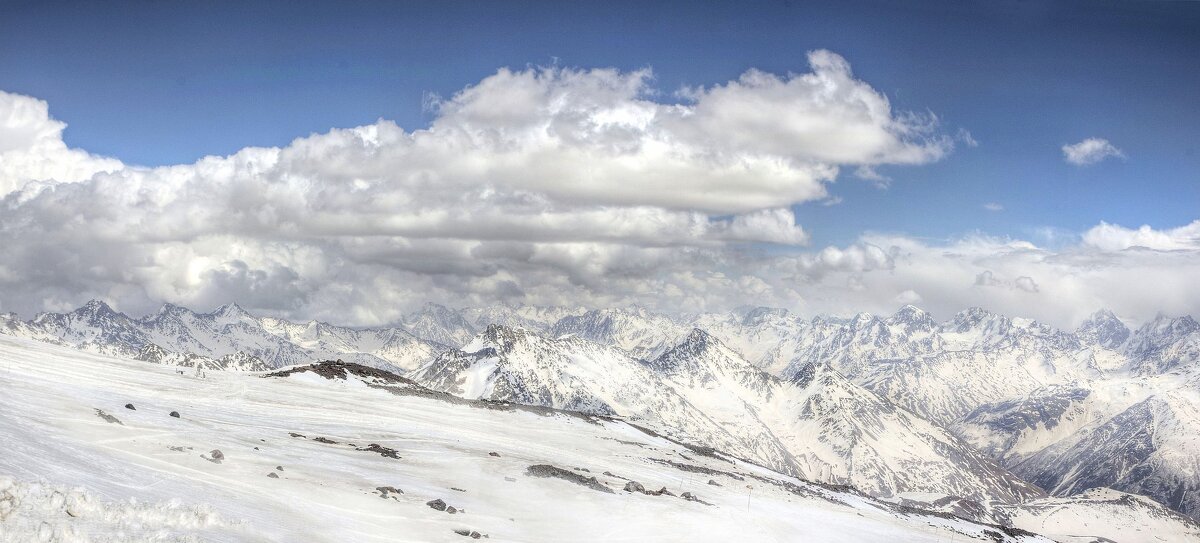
[0,52,965,323]
[1081,220,1200,251]
[0,91,123,195]
[1062,138,1123,166]
[1,57,1195,328]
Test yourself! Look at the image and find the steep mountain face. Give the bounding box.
[549,307,690,360]
[1075,309,1132,350]
[1123,314,1200,375]
[400,303,477,348]
[462,305,585,333]
[1010,388,1200,520]
[0,301,441,373]
[413,325,1043,504]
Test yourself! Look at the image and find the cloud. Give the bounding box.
[0,52,965,323]
[2,57,1196,329]
[1062,138,1124,166]
[1081,220,1200,251]
[0,91,123,196]
[983,202,1003,212]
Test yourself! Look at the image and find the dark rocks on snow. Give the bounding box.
[447,506,458,514]
[454,529,483,539]
[451,487,466,492]
[488,452,500,457]
[94,409,122,425]
[708,479,721,486]
[168,411,180,418]
[203,449,225,464]
[375,486,403,500]
[267,472,279,479]
[312,436,338,444]
[624,481,645,493]
[288,432,306,438]
[357,443,401,459]
[681,492,698,501]
[124,403,136,410]
[276,466,284,471]
[427,499,448,511]
[525,464,614,494]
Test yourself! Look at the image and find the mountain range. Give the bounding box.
[3,300,1199,528]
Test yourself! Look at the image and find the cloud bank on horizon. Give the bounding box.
[1,51,1197,328]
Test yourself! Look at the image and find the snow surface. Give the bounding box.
[0,334,1055,542]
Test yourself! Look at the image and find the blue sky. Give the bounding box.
[3,0,1197,247]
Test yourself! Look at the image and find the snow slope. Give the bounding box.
[0,335,1057,543]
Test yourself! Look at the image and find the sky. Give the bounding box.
[1,0,1198,327]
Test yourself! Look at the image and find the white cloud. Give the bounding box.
[1062,138,1124,166]
[0,91,123,196]
[1,59,1195,328]
[983,202,1003,212]
[1081,220,1200,252]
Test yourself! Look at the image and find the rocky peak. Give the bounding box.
[741,306,789,326]
[887,305,935,331]
[1076,309,1131,349]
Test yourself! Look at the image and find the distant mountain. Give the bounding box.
[0,301,442,373]
[411,324,1043,504]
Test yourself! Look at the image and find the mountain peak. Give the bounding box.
[74,299,118,318]
[888,305,934,329]
[1076,309,1130,349]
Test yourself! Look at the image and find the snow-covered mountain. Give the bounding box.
[549,307,691,360]
[5,299,1200,524]
[5,334,1196,543]
[411,324,1044,504]
[0,301,443,373]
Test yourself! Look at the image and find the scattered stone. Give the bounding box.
[168,446,186,452]
[488,452,500,457]
[451,487,466,492]
[427,499,448,512]
[453,530,483,539]
[288,432,306,438]
[267,472,279,479]
[455,529,470,537]
[276,466,284,471]
[573,467,590,472]
[94,409,122,425]
[681,492,698,501]
[313,436,338,444]
[375,486,403,500]
[624,481,645,493]
[210,449,224,461]
[447,506,458,514]
[525,464,614,494]
[356,443,401,459]
[124,403,136,410]
[168,411,180,418]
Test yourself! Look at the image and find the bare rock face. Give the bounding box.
[427,499,448,511]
